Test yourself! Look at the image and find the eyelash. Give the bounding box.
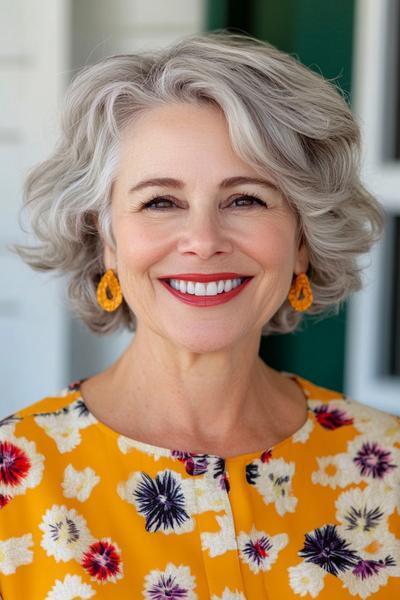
[141,192,268,210]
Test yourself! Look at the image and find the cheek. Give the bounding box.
[115,221,171,273]
[244,222,296,269]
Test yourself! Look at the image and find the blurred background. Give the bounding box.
[1,0,399,418]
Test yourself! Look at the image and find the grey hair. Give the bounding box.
[12,30,386,335]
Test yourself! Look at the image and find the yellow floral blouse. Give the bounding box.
[1,372,400,599]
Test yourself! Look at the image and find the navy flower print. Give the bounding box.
[133,471,190,533]
[353,442,397,479]
[299,525,359,575]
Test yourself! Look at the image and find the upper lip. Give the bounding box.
[159,272,253,283]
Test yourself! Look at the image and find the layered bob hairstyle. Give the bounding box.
[14,30,386,335]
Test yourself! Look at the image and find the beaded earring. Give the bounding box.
[97,269,123,312]
[288,272,313,312]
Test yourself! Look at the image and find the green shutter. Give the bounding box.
[205,0,355,390]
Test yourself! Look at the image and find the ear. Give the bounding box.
[103,241,117,271]
[92,212,118,272]
[294,239,309,275]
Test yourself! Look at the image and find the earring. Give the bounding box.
[97,269,123,312]
[288,272,313,312]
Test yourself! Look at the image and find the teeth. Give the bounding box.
[169,278,244,296]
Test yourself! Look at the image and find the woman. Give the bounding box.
[1,31,399,599]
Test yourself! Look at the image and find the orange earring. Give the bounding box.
[97,269,123,312]
[288,272,313,312]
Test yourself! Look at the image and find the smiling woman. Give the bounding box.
[2,30,399,600]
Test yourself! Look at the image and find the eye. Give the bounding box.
[142,196,175,210]
[141,193,268,210]
[230,193,268,208]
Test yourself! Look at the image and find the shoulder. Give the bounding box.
[295,373,400,441]
[0,387,97,513]
[1,387,79,427]
[0,386,91,450]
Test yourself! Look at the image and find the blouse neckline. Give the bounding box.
[71,371,315,463]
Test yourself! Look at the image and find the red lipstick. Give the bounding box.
[159,272,250,283]
[159,277,253,307]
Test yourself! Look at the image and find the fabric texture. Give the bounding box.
[0,372,399,599]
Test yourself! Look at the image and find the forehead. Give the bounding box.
[117,102,257,174]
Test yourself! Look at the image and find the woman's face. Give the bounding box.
[104,102,309,352]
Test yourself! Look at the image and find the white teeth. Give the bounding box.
[224,280,233,293]
[194,282,206,296]
[206,282,218,296]
[186,281,195,294]
[169,278,244,296]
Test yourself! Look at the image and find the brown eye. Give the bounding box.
[231,194,268,208]
[142,197,176,210]
[141,193,268,210]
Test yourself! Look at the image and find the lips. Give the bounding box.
[159,276,253,307]
[159,272,252,283]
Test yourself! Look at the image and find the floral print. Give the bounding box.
[0,372,399,598]
[117,469,196,534]
[45,574,96,599]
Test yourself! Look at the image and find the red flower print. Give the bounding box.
[261,449,273,463]
[81,539,123,583]
[314,406,354,430]
[0,494,11,508]
[173,452,209,476]
[0,440,31,488]
[244,535,272,566]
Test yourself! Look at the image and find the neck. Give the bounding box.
[102,324,275,443]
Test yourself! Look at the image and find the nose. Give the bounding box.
[176,209,233,259]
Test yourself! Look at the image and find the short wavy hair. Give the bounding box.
[12,30,386,336]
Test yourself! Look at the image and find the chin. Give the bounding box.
[167,324,244,354]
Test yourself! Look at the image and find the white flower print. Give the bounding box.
[201,514,237,558]
[62,464,100,502]
[34,400,96,454]
[211,588,246,599]
[0,415,20,440]
[345,400,400,443]
[312,434,400,490]
[312,451,363,490]
[34,413,84,454]
[292,417,314,444]
[288,561,326,597]
[344,528,400,565]
[338,554,400,598]
[311,435,400,489]
[117,435,172,461]
[307,399,355,432]
[335,485,392,547]
[39,504,94,562]
[335,526,400,598]
[237,525,288,574]
[117,469,196,534]
[193,471,227,514]
[0,435,45,501]
[346,435,400,486]
[45,573,96,599]
[313,434,398,495]
[143,562,197,599]
[0,533,33,575]
[253,457,297,515]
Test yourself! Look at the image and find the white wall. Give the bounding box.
[0,0,206,419]
[0,0,70,418]
[345,0,400,414]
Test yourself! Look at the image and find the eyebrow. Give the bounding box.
[128,176,279,194]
